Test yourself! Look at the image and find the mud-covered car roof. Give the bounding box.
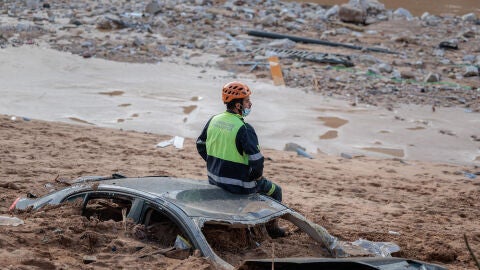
[93,177,287,222]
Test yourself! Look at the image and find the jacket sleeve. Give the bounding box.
[237,123,264,181]
[196,118,212,162]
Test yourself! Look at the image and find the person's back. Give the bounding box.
[196,81,285,237]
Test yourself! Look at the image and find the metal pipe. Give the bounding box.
[246,30,398,55]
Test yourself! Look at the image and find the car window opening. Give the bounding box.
[202,220,331,267]
[83,196,133,222]
[142,208,186,248]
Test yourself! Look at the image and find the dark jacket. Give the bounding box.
[196,111,264,194]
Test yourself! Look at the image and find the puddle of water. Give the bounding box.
[131,113,139,117]
[362,147,405,157]
[475,156,480,161]
[319,130,338,139]
[379,130,390,134]
[183,105,197,114]
[318,116,348,128]
[99,90,124,96]
[117,119,125,123]
[118,103,131,107]
[68,117,94,125]
[407,126,426,130]
[191,96,203,101]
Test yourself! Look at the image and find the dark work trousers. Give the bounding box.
[256,177,282,202]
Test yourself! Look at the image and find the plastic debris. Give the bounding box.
[295,147,313,159]
[352,238,400,257]
[174,235,192,250]
[0,216,24,226]
[156,136,184,149]
[388,230,401,235]
[464,172,477,179]
[284,142,313,159]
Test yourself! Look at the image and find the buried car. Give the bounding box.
[10,175,446,270]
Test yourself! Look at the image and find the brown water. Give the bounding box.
[297,0,480,16]
[318,116,348,128]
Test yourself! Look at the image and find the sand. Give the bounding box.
[0,115,479,269]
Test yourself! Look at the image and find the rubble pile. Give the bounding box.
[0,0,478,110]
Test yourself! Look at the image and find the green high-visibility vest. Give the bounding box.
[206,112,249,165]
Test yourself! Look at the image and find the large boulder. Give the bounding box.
[339,4,366,24]
[339,0,386,24]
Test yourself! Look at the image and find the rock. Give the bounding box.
[26,0,40,10]
[414,61,424,69]
[424,72,440,82]
[325,5,339,19]
[362,0,386,15]
[463,66,479,77]
[81,41,94,48]
[259,14,277,27]
[82,51,93,58]
[433,49,445,57]
[400,70,416,79]
[133,37,145,47]
[338,4,366,24]
[194,39,208,49]
[460,30,475,38]
[83,255,97,264]
[152,16,168,28]
[439,39,458,50]
[462,13,477,22]
[145,1,163,15]
[96,16,127,30]
[69,18,83,26]
[378,63,393,73]
[463,55,476,63]
[267,38,296,49]
[358,54,379,65]
[421,13,441,26]
[393,8,413,20]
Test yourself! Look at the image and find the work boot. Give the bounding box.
[266,219,286,238]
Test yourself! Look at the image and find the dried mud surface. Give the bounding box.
[1,115,479,269]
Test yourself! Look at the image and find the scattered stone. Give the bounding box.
[358,54,379,65]
[439,39,458,50]
[339,4,366,24]
[83,255,97,264]
[462,13,477,22]
[439,129,456,136]
[378,63,393,73]
[400,70,416,80]
[463,66,479,77]
[145,1,163,15]
[267,38,296,49]
[324,5,339,19]
[424,72,440,83]
[393,8,413,20]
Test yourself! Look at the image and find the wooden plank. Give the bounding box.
[268,56,285,86]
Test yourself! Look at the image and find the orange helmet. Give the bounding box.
[222,81,251,103]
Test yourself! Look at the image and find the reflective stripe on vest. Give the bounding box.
[208,172,256,189]
[206,112,248,165]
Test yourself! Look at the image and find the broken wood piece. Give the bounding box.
[268,56,285,86]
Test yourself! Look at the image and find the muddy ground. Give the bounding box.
[0,115,479,269]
